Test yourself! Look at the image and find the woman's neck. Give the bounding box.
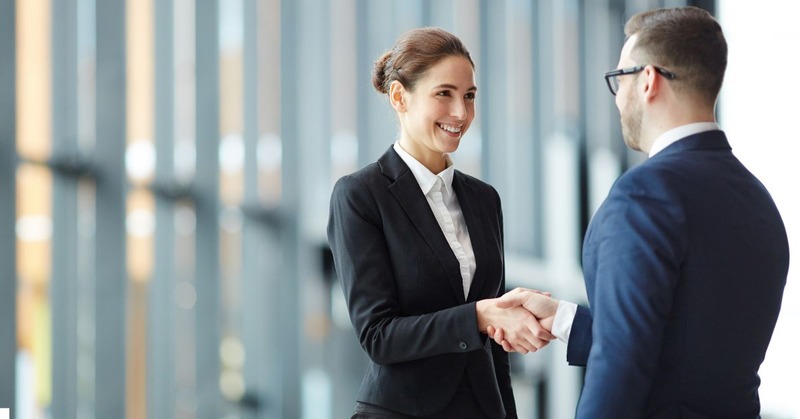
[398,138,447,173]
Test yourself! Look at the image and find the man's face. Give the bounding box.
[615,36,644,152]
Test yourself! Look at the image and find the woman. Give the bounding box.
[327,27,551,419]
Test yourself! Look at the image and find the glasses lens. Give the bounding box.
[610,76,620,94]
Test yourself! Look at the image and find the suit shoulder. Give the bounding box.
[332,162,385,193]
[614,159,681,193]
[456,170,500,197]
[329,163,387,226]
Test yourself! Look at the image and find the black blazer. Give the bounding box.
[327,146,516,418]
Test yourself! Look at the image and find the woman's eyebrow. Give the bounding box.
[433,83,477,91]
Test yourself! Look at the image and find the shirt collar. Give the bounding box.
[649,122,720,157]
[393,141,455,195]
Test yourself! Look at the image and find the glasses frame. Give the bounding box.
[604,65,677,96]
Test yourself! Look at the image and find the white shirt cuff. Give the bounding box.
[552,300,578,343]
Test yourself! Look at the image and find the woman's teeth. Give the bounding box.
[437,123,461,134]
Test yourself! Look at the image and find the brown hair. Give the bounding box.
[372,27,474,95]
[625,6,727,105]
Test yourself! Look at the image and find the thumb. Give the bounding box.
[495,289,529,309]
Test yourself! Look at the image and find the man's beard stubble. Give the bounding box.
[621,93,643,152]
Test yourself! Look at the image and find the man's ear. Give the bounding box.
[642,65,660,102]
[389,80,407,112]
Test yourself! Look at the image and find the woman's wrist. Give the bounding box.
[475,298,496,332]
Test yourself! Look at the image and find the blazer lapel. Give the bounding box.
[453,173,489,302]
[379,147,466,303]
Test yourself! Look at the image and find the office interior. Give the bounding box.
[0,0,797,418]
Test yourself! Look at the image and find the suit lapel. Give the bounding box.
[380,147,466,303]
[453,173,489,302]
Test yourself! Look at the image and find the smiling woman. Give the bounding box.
[372,28,477,173]
[327,27,553,419]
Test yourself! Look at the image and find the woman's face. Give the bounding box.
[394,55,476,168]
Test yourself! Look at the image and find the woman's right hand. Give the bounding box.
[484,288,560,353]
[476,298,555,354]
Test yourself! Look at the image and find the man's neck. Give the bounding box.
[641,102,716,154]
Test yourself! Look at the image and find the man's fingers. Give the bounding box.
[526,316,556,341]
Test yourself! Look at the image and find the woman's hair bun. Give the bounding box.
[372,50,393,94]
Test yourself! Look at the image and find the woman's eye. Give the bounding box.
[465,92,476,101]
[436,91,451,97]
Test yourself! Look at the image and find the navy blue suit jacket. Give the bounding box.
[327,146,516,418]
[567,131,789,418]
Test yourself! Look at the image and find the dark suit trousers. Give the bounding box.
[351,374,492,419]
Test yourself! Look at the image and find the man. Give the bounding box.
[490,6,789,418]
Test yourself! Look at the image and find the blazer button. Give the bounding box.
[459,341,468,350]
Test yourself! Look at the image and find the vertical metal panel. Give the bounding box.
[195,0,221,417]
[535,0,558,144]
[243,0,258,206]
[580,0,624,235]
[0,0,17,415]
[279,0,301,415]
[355,0,369,167]
[295,0,332,416]
[426,0,454,30]
[503,0,539,256]
[51,0,80,417]
[148,0,176,417]
[582,0,620,150]
[296,0,331,229]
[240,1,272,418]
[329,0,358,181]
[541,135,584,419]
[528,0,545,257]
[478,0,507,188]
[394,0,424,31]
[241,219,274,419]
[94,0,128,416]
[355,0,396,167]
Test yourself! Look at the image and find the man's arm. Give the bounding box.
[566,305,592,366]
[575,171,685,418]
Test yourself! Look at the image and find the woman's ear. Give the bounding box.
[389,80,407,112]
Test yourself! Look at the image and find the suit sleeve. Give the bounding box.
[327,175,485,366]
[575,172,686,418]
[566,305,592,366]
[488,192,517,418]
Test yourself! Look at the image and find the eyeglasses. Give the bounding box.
[604,65,677,96]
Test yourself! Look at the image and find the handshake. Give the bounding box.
[476,288,561,354]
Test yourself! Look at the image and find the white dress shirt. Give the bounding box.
[551,122,721,343]
[393,141,476,300]
[648,122,720,157]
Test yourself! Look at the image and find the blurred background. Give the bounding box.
[0,0,797,418]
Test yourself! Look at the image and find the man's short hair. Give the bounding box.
[625,6,727,106]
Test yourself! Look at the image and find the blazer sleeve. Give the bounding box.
[566,305,592,366]
[327,174,485,366]
[575,171,686,418]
